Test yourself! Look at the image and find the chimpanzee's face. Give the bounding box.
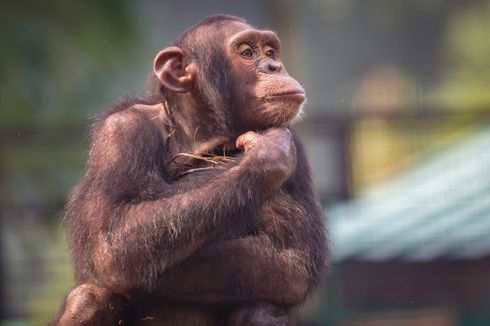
[225,22,306,132]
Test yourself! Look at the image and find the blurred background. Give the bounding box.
[1,0,489,325]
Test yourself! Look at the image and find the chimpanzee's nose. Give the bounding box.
[258,59,283,74]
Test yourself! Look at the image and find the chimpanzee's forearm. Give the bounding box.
[156,235,310,306]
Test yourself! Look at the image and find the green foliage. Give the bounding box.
[0,1,143,323]
[430,0,490,110]
[0,0,141,128]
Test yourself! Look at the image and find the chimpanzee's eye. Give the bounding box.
[241,48,253,57]
[238,44,254,59]
[265,49,275,58]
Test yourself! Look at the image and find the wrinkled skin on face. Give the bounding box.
[225,23,306,133]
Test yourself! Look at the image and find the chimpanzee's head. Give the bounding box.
[151,15,305,135]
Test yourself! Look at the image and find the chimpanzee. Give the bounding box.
[54,14,328,326]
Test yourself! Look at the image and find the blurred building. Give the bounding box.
[327,129,490,325]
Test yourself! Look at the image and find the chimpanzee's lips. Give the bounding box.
[264,89,306,103]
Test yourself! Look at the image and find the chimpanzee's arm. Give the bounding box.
[67,107,296,293]
[157,235,311,306]
[156,135,328,306]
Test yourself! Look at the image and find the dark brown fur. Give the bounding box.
[54,15,328,326]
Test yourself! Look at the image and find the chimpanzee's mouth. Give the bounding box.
[264,90,306,102]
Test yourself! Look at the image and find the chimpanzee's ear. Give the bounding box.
[153,47,197,93]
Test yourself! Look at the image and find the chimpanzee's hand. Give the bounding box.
[236,128,297,191]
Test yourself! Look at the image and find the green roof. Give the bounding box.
[328,129,490,262]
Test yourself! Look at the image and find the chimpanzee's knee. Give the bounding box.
[227,301,288,326]
[55,283,127,326]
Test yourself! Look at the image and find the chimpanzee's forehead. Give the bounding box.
[187,21,281,52]
[213,20,252,36]
[220,21,280,47]
[227,29,281,50]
